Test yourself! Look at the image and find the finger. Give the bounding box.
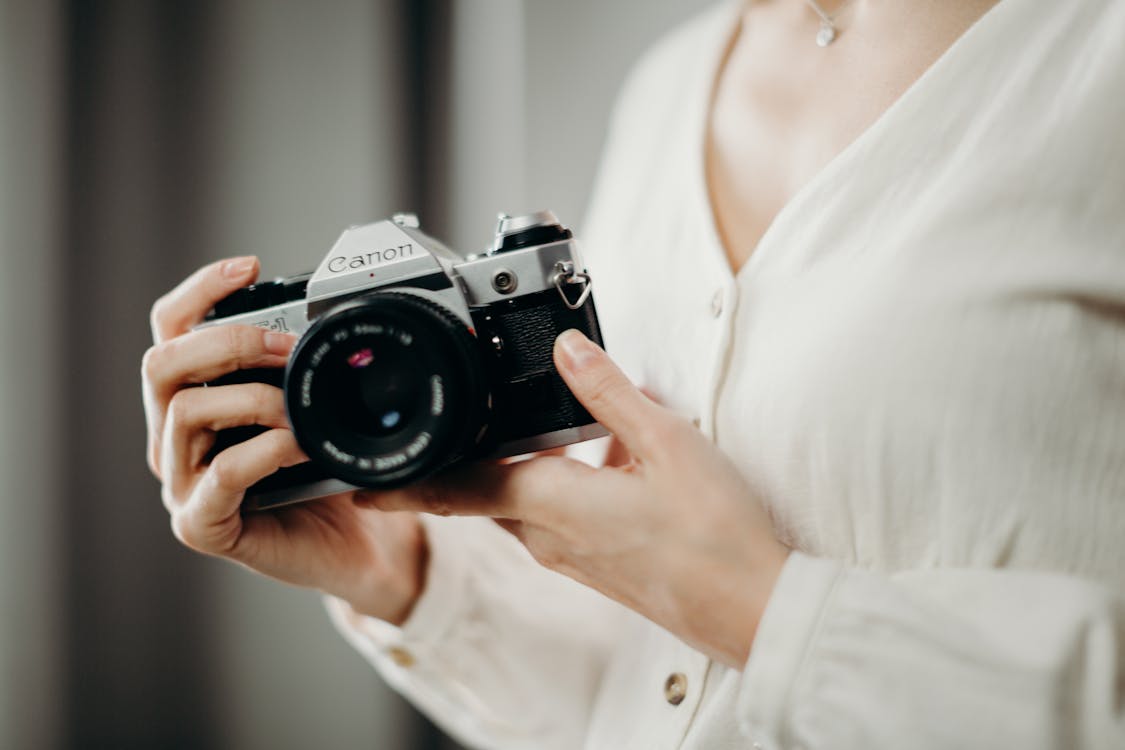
[162,383,290,496]
[150,256,259,344]
[175,428,307,555]
[355,462,517,517]
[143,324,296,406]
[355,455,588,521]
[553,329,679,460]
[143,326,296,474]
[603,435,635,469]
[497,445,566,465]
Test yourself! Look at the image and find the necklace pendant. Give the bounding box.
[816,21,837,47]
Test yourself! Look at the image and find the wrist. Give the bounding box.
[345,514,430,626]
[675,539,790,669]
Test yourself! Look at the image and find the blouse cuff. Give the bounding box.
[737,551,844,746]
[324,514,471,663]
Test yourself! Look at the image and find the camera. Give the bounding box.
[197,210,607,510]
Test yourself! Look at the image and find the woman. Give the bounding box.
[141,0,1125,747]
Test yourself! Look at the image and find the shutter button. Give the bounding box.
[710,289,724,318]
[664,672,688,705]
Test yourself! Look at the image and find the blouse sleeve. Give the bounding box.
[738,552,1125,750]
[326,513,629,750]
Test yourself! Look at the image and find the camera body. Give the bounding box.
[197,210,606,510]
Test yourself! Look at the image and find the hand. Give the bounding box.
[360,329,790,667]
[141,257,426,624]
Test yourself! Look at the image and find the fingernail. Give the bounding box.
[222,256,256,279]
[264,332,297,355]
[556,329,598,370]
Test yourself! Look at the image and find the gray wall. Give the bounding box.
[0,1,699,748]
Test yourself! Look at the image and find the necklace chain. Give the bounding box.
[803,0,853,47]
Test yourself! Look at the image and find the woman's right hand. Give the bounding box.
[141,256,427,625]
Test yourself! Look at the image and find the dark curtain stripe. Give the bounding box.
[62,1,223,746]
[55,1,458,747]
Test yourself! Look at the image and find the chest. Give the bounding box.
[706,0,998,271]
[592,111,1122,576]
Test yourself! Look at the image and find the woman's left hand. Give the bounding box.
[359,329,789,668]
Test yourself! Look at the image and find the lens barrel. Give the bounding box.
[284,292,489,489]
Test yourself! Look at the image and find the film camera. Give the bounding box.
[198,211,606,509]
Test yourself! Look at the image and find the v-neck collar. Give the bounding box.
[689,0,1016,286]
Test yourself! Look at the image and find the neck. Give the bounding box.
[806,0,852,13]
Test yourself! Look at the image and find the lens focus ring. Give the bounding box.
[283,292,489,489]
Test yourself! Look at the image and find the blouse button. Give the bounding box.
[387,646,415,668]
[663,672,688,705]
[710,289,724,318]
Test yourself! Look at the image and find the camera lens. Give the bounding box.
[334,345,420,438]
[284,292,489,489]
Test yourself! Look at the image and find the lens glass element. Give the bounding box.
[329,344,422,439]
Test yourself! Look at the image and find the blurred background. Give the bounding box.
[0,0,700,747]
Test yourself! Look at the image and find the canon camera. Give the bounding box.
[198,210,606,510]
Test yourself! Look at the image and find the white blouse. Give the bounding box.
[327,1,1125,747]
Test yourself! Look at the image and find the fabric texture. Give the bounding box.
[328,0,1125,747]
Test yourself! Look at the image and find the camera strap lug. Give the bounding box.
[551,261,593,311]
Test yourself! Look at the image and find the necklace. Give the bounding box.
[803,0,852,47]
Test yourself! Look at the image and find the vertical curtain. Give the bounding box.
[3,1,444,747]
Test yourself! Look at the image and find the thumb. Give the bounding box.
[553,329,671,460]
